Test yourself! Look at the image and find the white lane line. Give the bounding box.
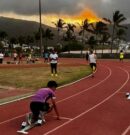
[50,115,73,121]
[122,125,130,135]
[121,62,130,135]
[0,65,110,125]
[0,114,25,125]
[57,66,111,103]
[43,67,129,135]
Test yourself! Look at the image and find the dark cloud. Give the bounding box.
[0,0,38,15]
[0,0,130,21]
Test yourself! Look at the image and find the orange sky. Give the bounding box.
[46,9,103,27]
[0,8,103,27]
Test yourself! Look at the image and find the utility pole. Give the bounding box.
[39,0,43,57]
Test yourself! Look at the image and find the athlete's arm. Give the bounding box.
[51,98,60,120]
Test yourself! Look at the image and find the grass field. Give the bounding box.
[0,65,92,91]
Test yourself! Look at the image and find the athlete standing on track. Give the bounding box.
[49,49,58,77]
[88,50,97,77]
[119,50,124,62]
[28,80,60,124]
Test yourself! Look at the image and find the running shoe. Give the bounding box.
[55,74,58,77]
[21,121,27,129]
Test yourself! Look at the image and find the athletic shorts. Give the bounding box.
[30,102,50,113]
[90,63,96,69]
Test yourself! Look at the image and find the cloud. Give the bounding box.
[0,0,129,23]
[0,0,38,15]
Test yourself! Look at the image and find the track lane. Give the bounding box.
[43,66,129,135]
[0,64,110,122]
[0,64,112,135]
[0,61,130,135]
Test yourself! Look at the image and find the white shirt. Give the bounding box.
[89,53,96,63]
[49,53,58,64]
[13,53,17,58]
[0,53,4,59]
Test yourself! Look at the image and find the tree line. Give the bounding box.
[0,10,128,55]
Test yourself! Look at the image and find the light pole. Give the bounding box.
[39,0,43,57]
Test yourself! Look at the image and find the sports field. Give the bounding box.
[0,58,90,104]
[0,58,130,135]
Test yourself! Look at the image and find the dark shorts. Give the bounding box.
[14,57,17,61]
[90,63,96,69]
[30,102,50,113]
[30,102,50,121]
[120,58,123,60]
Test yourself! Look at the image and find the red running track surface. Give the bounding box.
[0,60,130,135]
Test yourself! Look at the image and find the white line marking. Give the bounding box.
[0,94,33,106]
[50,115,73,120]
[43,67,129,135]
[122,125,130,135]
[0,65,110,125]
[0,114,25,125]
[57,66,111,103]
[121,66,130,135]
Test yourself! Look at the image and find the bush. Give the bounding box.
[59,53,85,58]
[62,41,84,52]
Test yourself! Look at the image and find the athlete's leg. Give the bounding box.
[30,102,41,123]
[50,63,54,74]
[54,63,57,75]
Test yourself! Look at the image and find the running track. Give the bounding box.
[1,60,130,135]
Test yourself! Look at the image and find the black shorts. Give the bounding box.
[30,102,50,113]
[90,63,96,69]
[14,57,17,61]
[30,102,50,121]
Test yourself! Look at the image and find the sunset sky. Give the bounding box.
[0,0,129,27]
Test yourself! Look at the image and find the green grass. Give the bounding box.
[0,66,92,91]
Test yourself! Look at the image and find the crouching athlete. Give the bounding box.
[27,80,60,125]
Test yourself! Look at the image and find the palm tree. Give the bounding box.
[34,28,44,51]
[88,36,96,50]
[9,37,18,55]
[78,19,93,45]
[101,33,110,55]
[25,35,34,47]
[44,28,54,49]
[64,23,76,41]
[0,31,8,41]
[18,35,26,47]
[91,21,109,52]
[116,28,126,51]
[111,10,127,53]
[52,19,66,44]
[116,28,126,41]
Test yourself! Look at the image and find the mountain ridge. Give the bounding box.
[0,16,130,42]
[0,16,56,37]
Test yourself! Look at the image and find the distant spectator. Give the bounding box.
[43,51,49,63]
[85,51,89,61]
[18,52,23,64]
[88,50,97,77]
[0,51,4,64]
[119,50,124,62]
[27,53,32,64]
[49,49,58,76]
[13,51,18,62]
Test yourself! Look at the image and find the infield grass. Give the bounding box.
[0,65,91,91]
